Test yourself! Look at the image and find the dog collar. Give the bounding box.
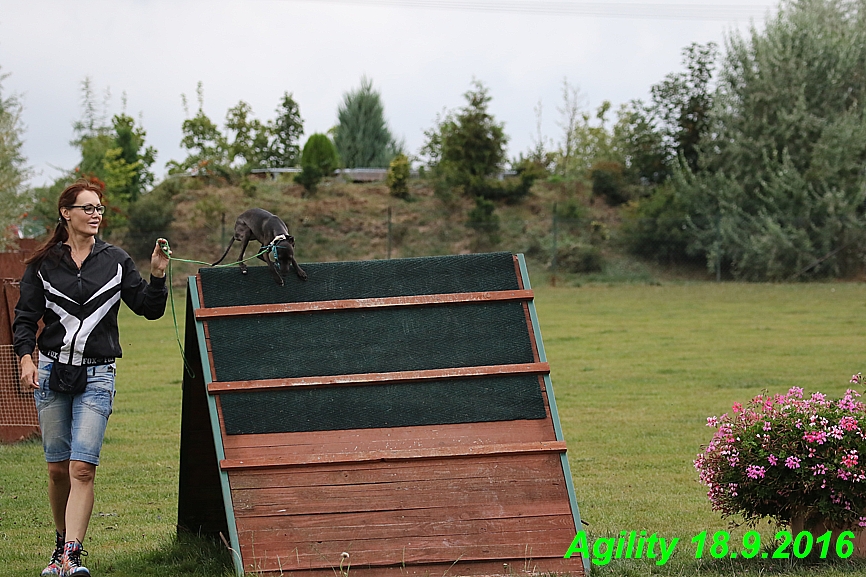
[271,234,287,244]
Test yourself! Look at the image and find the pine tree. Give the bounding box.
[334,77,397,168]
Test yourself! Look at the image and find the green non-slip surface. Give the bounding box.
[220,375,546,434]
[198,252,520,307]
[207,301,534,382]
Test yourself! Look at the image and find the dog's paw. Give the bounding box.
[298,271,308,281]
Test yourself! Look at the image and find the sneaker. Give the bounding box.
[60,541,90,577]
[40,531,65,576]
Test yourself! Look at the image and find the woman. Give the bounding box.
[13,179,169,577]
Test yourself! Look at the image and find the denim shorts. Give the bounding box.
[34,354,116,466]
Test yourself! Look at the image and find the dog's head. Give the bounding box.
[272,235,296,276]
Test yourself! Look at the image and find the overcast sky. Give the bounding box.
[0,0,777,186]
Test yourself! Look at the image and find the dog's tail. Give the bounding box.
[212,237,236,266]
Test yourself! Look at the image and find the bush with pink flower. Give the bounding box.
[695,374,866,528]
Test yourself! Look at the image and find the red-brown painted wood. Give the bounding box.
[220,440,566,469]
[194,290,534,319]
[218,406,558,460]
[237,534,579,573]
[227,452,566,490]
[233,557,584,577]
[208,362,549,393]
[230,467,568,516]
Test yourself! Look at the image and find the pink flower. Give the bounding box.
[707,416,719,427]
[804,430,828,444]
[768,454,778,466]
[746,465,766,479]
[763,421,772,431]
[732,402,743,414]
[789,387,804,398]
[840,416,859,431]
[811,464,827,476]
[785,456,801,469]
[851,373,862,385]
[842,450,859,468]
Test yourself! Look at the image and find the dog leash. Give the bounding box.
[158,239,278,378]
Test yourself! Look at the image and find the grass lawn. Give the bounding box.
[2,276,866,576]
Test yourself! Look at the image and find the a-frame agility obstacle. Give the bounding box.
[178,252,586,576]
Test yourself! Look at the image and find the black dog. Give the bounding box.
[212,208,307,286]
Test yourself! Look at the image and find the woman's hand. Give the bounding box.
[151,238,171,278]
[20,355,38,390]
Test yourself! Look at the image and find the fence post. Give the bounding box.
[715,213,721,282]
[551,203,558,287]
[387,206,392,260]
[221,212,226,248]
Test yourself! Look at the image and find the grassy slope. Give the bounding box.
[2,235,866,575]
[131,175,648,286]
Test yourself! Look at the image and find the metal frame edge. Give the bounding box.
[516,254,589,575]
[189,276,245,576]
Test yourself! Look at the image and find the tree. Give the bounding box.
[72,80,156,205]
[677,0,866,280]
[110,113,156,202]
[421,80,508,199]
[333,77,398,168]
[170,88,305,175]
[555,79,586,177]
[612,101,669,186]
[167,82,229,176]
[649,42,718,173]
[268,92,304,167]
[225,100,271,171]
[0,67,30,247]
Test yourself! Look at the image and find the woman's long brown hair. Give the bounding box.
[25,179,105,267]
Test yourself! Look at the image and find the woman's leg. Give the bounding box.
[47,460,71,533]
[65,363,115,544]
[35,356,74,536]
[64,460,97,543]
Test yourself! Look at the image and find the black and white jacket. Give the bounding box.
[13,239,168,365]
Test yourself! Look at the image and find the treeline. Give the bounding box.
[1,0,864,280]
[412,1,866,281]
[623,0,866,280]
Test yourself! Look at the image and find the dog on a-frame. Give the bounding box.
[213,208,307,286]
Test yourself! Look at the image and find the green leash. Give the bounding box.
[159,239,272,378]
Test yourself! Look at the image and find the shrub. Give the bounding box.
[590,160,630,206]
[467,196,500,238]
[125,189,175,260]
[473,177,531,204]
[387,153,411,199]
[695,376,866,528]
[554,243,603,273]
[296,134,338,193]
[621,183,692,263]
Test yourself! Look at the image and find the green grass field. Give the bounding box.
[3,276,866,576]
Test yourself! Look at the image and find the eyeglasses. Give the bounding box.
[67,204,106,215]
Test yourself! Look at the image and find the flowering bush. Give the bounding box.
[695,374,866,528]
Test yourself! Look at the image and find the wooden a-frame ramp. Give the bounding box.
[178,252,587,576]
